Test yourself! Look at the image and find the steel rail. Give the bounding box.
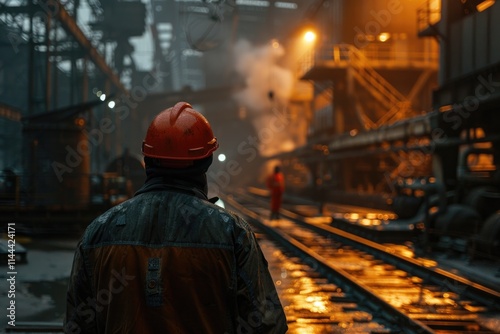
[234,190,500,311]
[222,193,435,334]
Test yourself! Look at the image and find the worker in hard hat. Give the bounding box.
[64,102,287,334]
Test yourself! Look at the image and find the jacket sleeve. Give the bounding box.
[234,217,288,334]
[64,241,98,334]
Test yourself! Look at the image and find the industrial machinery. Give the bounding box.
[0,0,147,229]
[277,0,500,260]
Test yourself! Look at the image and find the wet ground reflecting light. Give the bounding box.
[258,237,388,333]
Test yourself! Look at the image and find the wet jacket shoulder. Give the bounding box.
[65,187,287,334]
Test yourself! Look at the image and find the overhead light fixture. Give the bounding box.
[477,0,495,12]
[304,31,316,42]
[378,32,391,42]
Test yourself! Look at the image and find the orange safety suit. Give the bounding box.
[266,171,285,217]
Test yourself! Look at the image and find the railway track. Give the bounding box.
[221,190,500,334]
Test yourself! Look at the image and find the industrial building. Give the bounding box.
[1,0,500,331]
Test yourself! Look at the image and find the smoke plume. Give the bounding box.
[232,39,297,157]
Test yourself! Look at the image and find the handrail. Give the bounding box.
[417,0,441,33]
[335,43,410,120]
[53,0,128,95]
[298,43,434,126]
[298,42,439,78]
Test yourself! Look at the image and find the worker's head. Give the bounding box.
[142,101,218,173]
[274,165,281,174]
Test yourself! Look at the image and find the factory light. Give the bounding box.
[75,118,85,127]
[477,0,495,12]
[218,153,226,162]
[438,104,453,113]
[108,101,115,109]
[100,94,106,101]
[378,32,391,42]
[236,0,270,7]
[275,1,297,9]
[304,31,316,42]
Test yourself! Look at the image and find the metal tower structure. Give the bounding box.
[0,0,146,207]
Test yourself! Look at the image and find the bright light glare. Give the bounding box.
[100,94,106,101]
[304,31,316,42]
[108,101,115,108]
[215,198,225,208]
[275,1,297,9]
[378,32,390,42]
[218,154,226,162]
[477,0,495,12]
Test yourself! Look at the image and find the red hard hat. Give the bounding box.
[142,102,218,161]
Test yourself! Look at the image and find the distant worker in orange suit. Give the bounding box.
[266,165,285,220]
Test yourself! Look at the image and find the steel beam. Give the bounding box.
[328,113,434,152]
[0,104,22,122]
[51,0,127,95]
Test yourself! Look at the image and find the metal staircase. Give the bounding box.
[336,44,412,126]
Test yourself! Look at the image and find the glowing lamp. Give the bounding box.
[304,31,316,42]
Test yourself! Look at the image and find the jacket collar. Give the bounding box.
[135,176,209,201]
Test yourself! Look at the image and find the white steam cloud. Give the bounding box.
[232,39,297,157]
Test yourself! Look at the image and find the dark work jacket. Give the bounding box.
[64,177,288,334]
